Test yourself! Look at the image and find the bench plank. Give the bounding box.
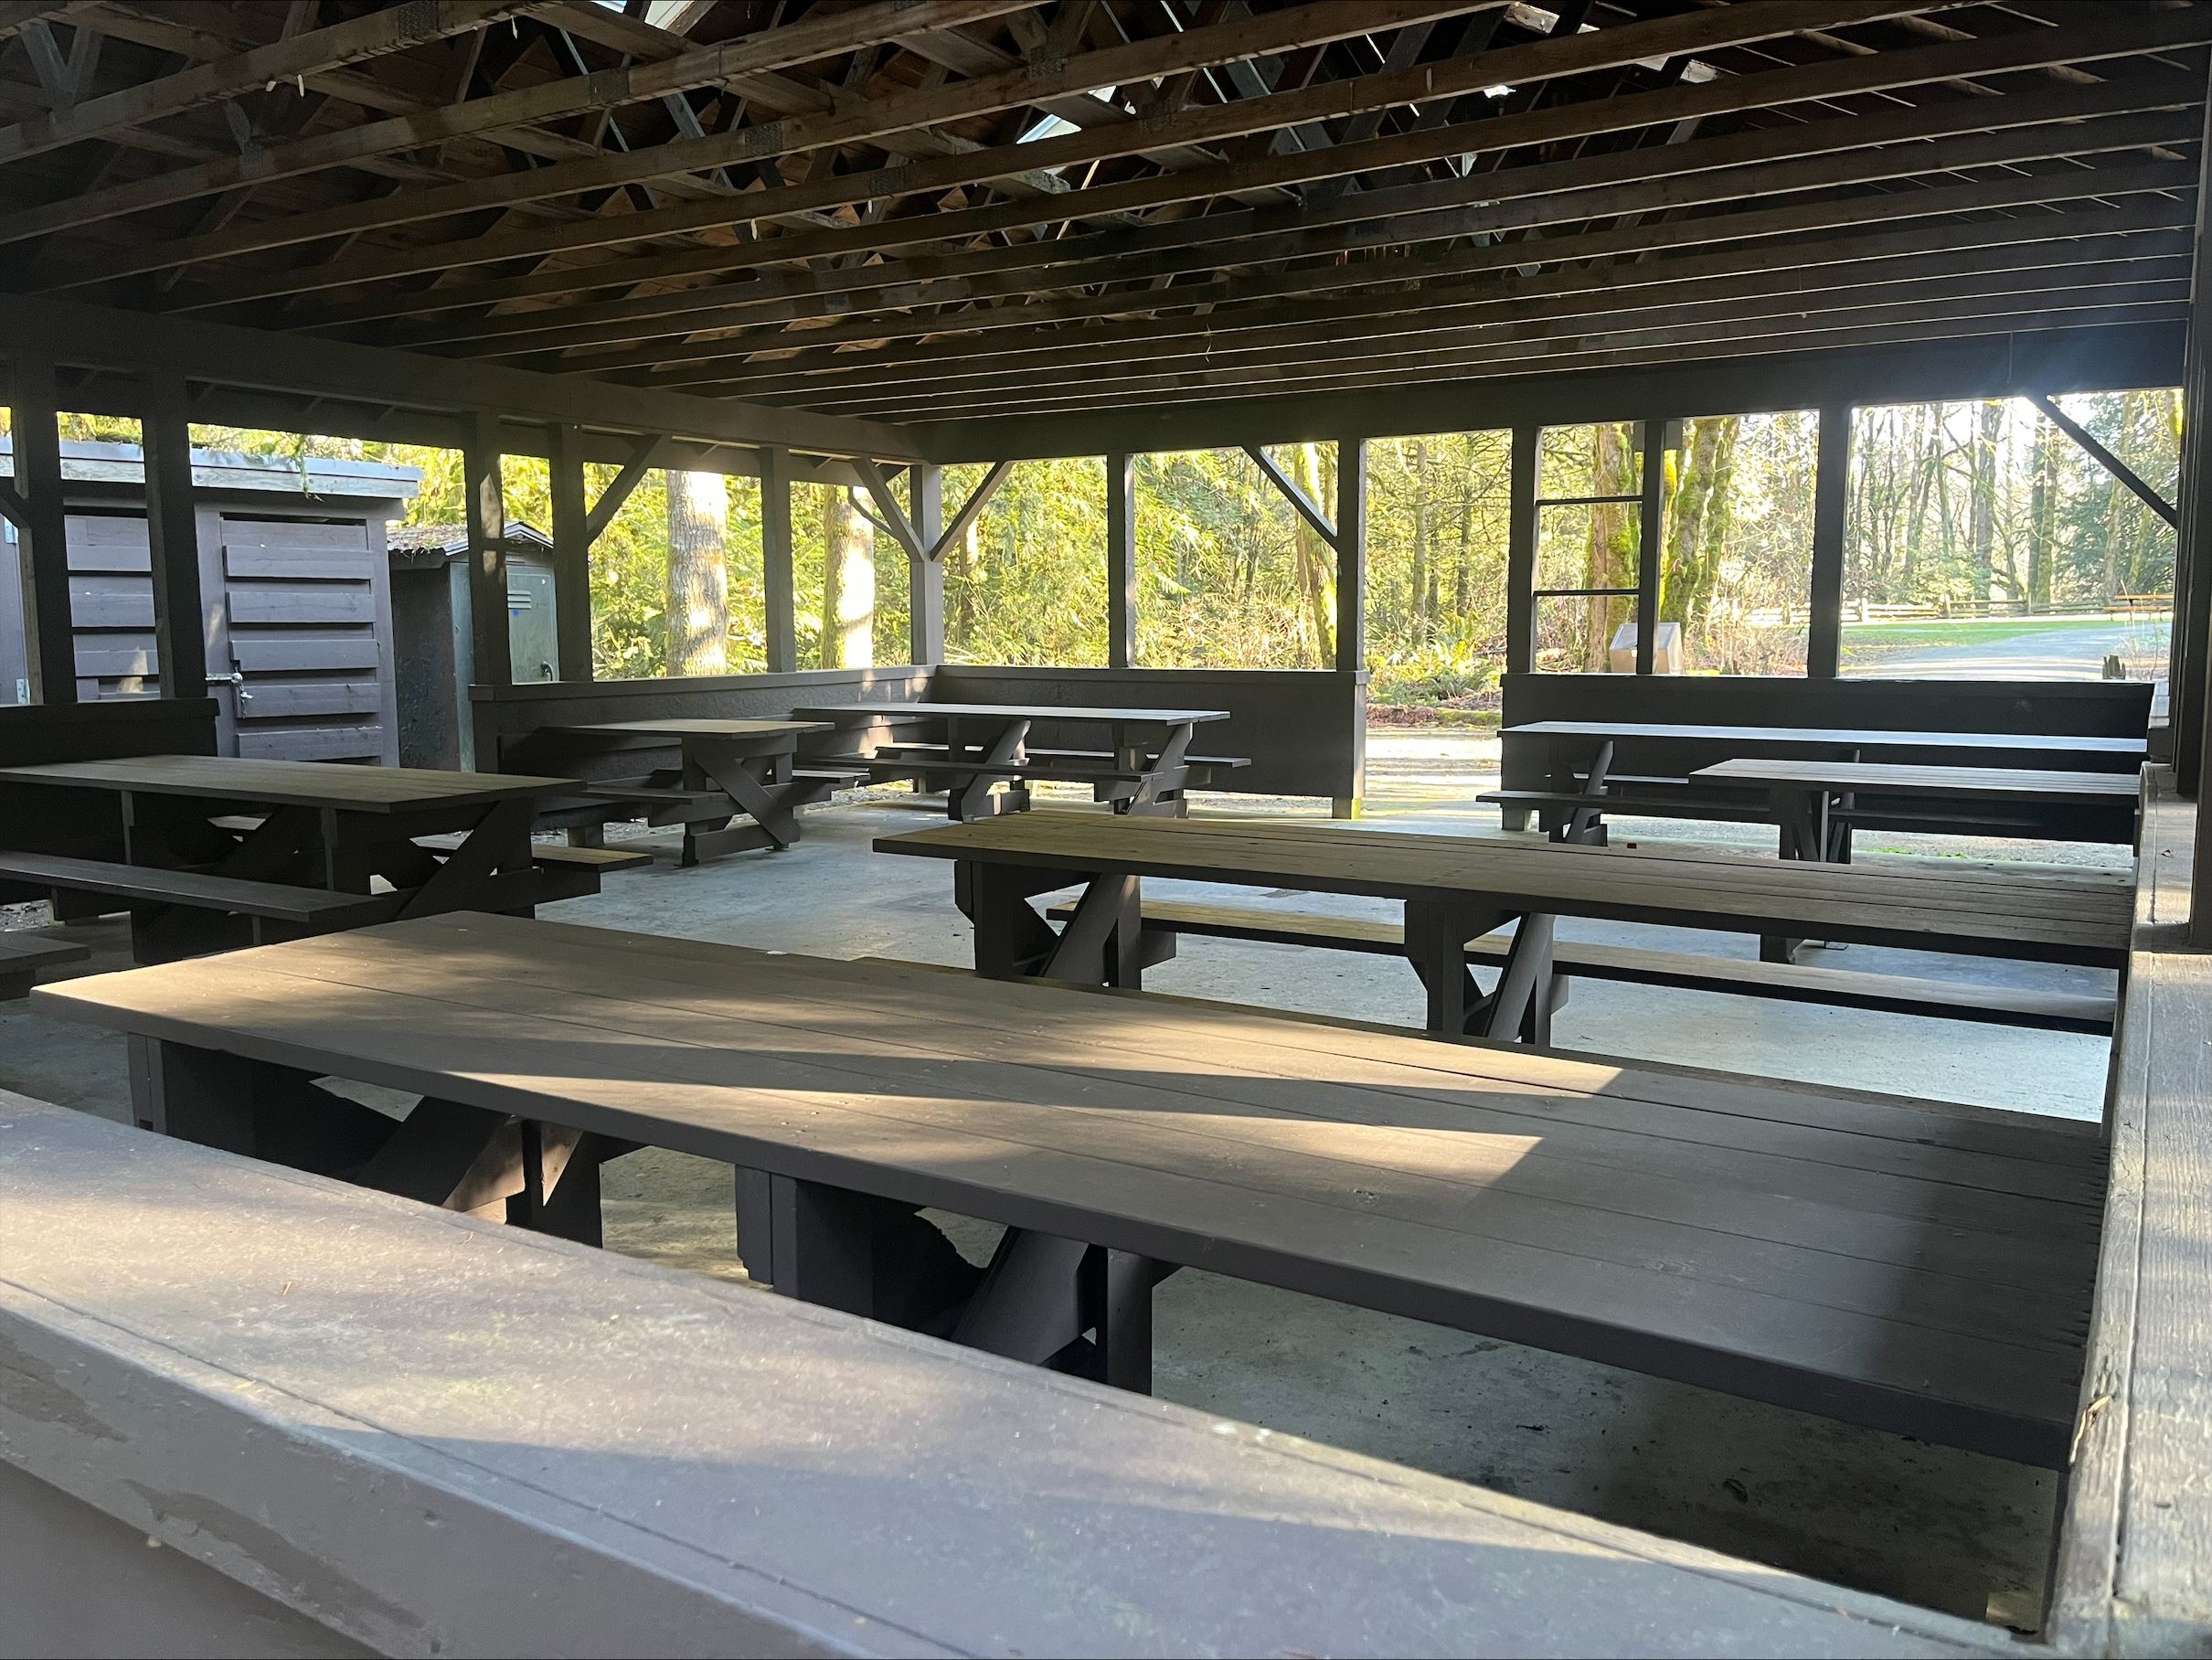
[37,913,2102,1466]
[414,835,654,874]
[0,851,391,926]
[1692,759,2144,800]
[1059,899,2115,1033]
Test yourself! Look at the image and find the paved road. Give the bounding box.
[1844,620,2154,681]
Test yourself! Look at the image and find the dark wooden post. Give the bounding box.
[463,414,511,690]
[1107,451,1136,669]
[1505,424,1538,676]
[10,356,73,704]
[1635,419,1665,674]
[548,423,592,681]
[910,462,944,667]
[2175,86,2212,800]
[760,445,795,674]
[1334,438,1367,820]
[140,376,206,701]
[1335,438,1366,673]
[1806,403,1853,678]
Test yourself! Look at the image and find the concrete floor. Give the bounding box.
[0,738,2127,1631]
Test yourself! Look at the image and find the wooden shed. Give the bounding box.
[0,438,417,762]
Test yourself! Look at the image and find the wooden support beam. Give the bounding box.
[465,96,2196,367]
[463,414,511,691]
[8,354,71,703]
[1807,405,1852,679]
[1335,438,1367,819]
[0,293,920,463]
[0,1,1036,250]
[138,0,1504,301]
[0,473,27,528]
[0,0,533,167]
[760,445,795,675]
[1243,445,1339,549]
[2180,81,2212,815]
[139,377,205,701]
[697,217,2190,402]
[246,5,2212,326]
[1107,452,1134,671]
[910,463,943,668]
[1635,420,1665,676]
[932,459,1012,562]
[582,433,669,544]
[851,459,923,563]
[548,422,591,682]
[1505,426,1537,678]
[1335,440,1366,674]
[2026,391,2178,527]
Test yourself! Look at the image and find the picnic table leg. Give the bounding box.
[395,798,538,919]
[950,717,1034,821]
[130,1034,400,1174]
[736,1170,981,1332]
[682,735,803,863]
[1478,914,1558,1045]
[955,860,1066,977]
[1041,872,1144,985]
[1404,898,1504,1036]
[1120,721,1196,818]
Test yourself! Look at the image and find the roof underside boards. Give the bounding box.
[0,0,2202,447]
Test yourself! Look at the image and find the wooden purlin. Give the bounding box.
[223,0,2212,329]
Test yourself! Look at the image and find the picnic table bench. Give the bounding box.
[792,701,1240,820]
[36,911,2102,1470]
[498,718,848,866]
[1491,720,2144,855]
[0,931,90,1000]
[877,812,2132,1043]
[0,754,592,963]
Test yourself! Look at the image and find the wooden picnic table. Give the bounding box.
[1693,758,2143,865]
[792,701,1235,820]
[37,910,2103,1470]
[0,754,591,962]
[876,811,2133,1042]
[523,718,835,866]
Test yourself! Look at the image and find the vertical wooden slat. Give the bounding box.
[548,422,592,682]
[10,355,72,704]
[910,462,944,668]
[140,377,206,702]
[1635,419,1664,676]
[1807,402,1853,679]
[1505,424,1538,676]
[760,445,795,675]
[1334,438,1366,673]
[1107,451,1135,669]
[463,414,511,690]
[2175,88,2212,802]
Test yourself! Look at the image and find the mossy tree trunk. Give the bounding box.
[665,468,728,676]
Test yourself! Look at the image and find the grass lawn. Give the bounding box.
[1839,613,2162,651]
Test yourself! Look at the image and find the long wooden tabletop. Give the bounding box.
[1505,719,2147,757]
[0,754,575,812]
[37,911,2103,1465]
[877,812,2135,964]
[793,701,1229,725]
[545,718,832,740]
[1694,759,2145,799]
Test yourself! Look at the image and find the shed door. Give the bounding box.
[218,516,395,762]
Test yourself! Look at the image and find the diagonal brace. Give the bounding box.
[2026,391,2177,527]
[1243,444,1341,548]
[584,432,674,542]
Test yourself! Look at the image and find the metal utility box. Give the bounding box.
[386,521,561,770]
[0,440,419,761]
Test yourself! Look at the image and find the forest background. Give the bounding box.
[36,389,2180,718]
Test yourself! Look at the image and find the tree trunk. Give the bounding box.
[1970,399,2003,603]
[665,468,728,676]
[822,486,876,669]
[2028,414,2058,609]
[1586,423,1638,669]
[1289,443,1335,665]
